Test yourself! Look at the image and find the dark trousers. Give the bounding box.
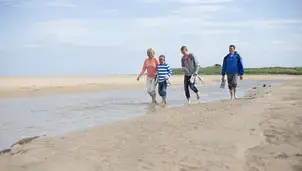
[184,75,198,99]
[158,81,167,97]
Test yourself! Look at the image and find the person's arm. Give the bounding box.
[181,56,185,68]
[238,54,244,76]
[155,58,159,65]
[166,63,172,78]
[221,56,227,79]
[155,58,159,77]
[137,60,146,80]
[190,53,200,75]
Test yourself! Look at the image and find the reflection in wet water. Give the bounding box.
[0,80,279,149]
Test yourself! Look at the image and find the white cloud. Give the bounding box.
[200,19,302,29]
[271,40,284,44]
[19,0,76,8]
[177,0,234,4]
[23,44,41,48]
[135,4,227,30]
[44,0,76,8]
[30,0,301,51]
[34,16,302,49]
[170,5,225,17]
[138,0,234,4]
[35,19,137,47]
[0,0,22,7]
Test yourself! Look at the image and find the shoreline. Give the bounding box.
[0,79,265,151]
[0,75,301,99]
[0,78,301,170]
[0,78,273,151]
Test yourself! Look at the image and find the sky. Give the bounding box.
[0,0,302,76]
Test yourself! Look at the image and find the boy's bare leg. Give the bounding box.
[162,97,167,105]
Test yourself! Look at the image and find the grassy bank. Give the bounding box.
[172,66,302,75]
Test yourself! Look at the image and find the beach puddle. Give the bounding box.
[0,80,280,149]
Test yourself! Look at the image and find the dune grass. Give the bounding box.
[172,66,302,75]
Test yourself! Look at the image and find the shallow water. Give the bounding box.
[0,80,279,149]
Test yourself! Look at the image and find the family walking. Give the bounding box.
[137,45,244,105]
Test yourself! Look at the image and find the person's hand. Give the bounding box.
[165,76,169,80]
[137,76,140,81]
[240,75,243,80]
[221,76,225,81]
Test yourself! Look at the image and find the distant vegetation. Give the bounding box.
[172,65,302,75]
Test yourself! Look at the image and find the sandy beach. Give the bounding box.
[0,75,300,98]
[0,75,301,171]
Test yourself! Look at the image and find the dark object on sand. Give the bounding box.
[252,87,257,89]
[263,84,267,87]
[0,148,11,154]
[11,136,40,147]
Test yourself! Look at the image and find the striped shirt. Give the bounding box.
[157,62,172,82]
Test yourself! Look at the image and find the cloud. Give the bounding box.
[177,0,234,4]
[138,0,234,4]
[23,44,41,48]
[36,6,232,47]
[199,19,302,29]
[34,16,302,49]
[135,4,227,30]
[35,19,136,47]
[170,5,225,17]
[0,0,22,7]
[44,0,76,8]
[29,0,301,51]
[17,0,76,8]
[271,40,284,44]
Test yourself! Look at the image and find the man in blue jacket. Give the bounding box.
[221,45,244,99]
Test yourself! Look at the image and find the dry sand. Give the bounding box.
[0,75,300,98]
[0,76,302,171]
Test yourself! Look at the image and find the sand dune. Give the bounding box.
[0,76,301,171]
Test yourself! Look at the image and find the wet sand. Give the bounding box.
[0,76,302,171]
[0,79,265,149]
[0,75,299,98]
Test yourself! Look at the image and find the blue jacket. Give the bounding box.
[221,51,244,76]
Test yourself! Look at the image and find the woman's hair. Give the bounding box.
[147,48,155,56]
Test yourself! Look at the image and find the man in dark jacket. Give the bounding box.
[221,45,244,99]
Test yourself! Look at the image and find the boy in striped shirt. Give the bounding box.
[157,55,172,105]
